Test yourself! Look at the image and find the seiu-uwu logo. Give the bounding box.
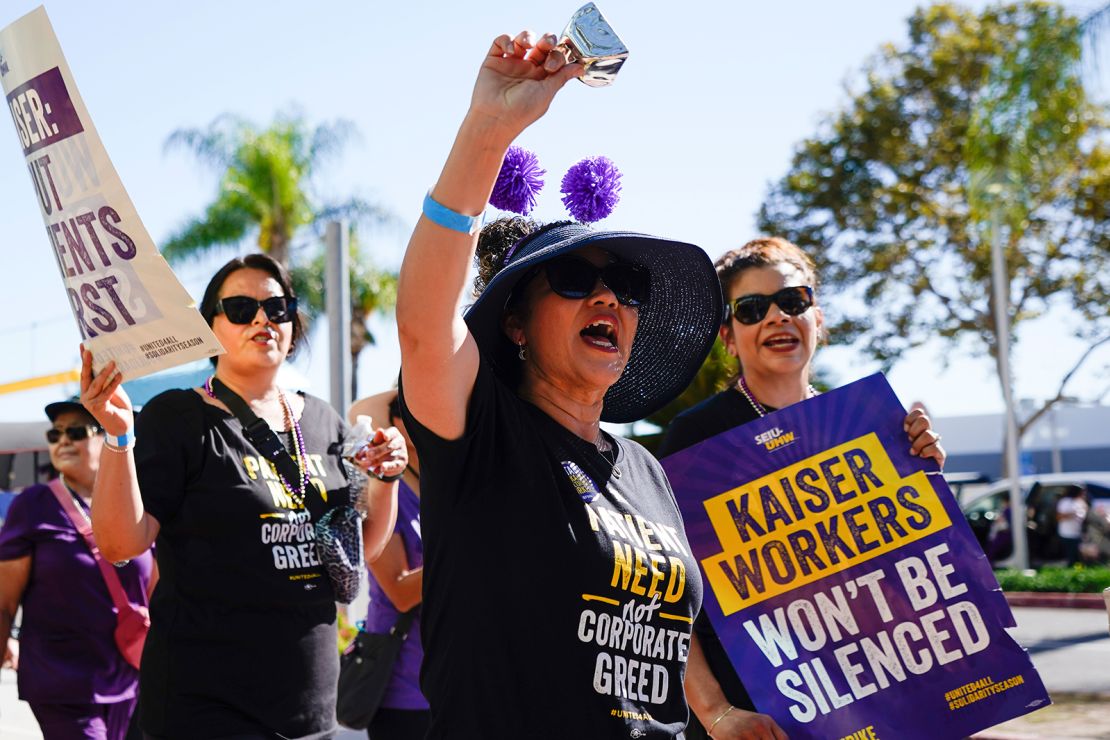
[754,426,797,451]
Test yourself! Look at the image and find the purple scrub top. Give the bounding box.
[0,482,154,703]
[364,480,426,710]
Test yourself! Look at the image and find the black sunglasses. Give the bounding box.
[216,295,298,325]
[725,286,814,325]
[46,424,103,444]
[543,256,651,307]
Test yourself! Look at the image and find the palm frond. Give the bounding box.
[1080,2,1110,80]
[308,120,358,170]
[312,198,402,236]
[163,109,398,271]
[161,199,254,262]
[163,114,249,171]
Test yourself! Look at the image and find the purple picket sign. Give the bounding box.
[662,373,1050,740]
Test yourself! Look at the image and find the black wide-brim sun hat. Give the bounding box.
[464,222,723,423]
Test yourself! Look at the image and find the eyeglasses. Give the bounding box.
[543,256,651,307]
[725,286,814,325]
[46,424,103,444]
[216,295,298,325]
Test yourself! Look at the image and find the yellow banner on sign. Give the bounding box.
[700,433,951,614]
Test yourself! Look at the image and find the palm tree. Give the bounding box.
[962,2,1110,480]
[162,110,392,266]
[162,110,400,397]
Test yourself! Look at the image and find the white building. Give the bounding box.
[937,403,1110,478]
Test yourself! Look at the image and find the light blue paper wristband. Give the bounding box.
[106,430,133,451]
[423,191,483,235]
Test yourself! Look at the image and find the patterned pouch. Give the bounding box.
[315,504,364,604]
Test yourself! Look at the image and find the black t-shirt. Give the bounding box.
[401,362,703,739]
[135,388,351,739]
[657,388,767,717]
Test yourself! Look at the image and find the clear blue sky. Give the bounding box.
[1,0,1106,421]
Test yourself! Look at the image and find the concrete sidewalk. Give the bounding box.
[0,668,39,739]
[974,607,1110,739]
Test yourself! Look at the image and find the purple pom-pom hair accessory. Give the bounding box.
[490,145,546,216]
[560,156,622,223]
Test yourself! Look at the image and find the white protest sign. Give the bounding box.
[0,6,223,380]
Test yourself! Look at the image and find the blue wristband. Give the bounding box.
[106,430,133,449]
[422,191,483,235]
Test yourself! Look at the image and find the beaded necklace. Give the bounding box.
[737,376,818,418]
[205,376,310,505]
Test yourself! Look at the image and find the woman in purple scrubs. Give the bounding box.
[0,397,155,740]
[347,390,428,739]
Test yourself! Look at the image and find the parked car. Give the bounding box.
[943,471,991,505]
[960,473,1110,567]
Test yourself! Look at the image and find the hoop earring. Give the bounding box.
[518,342,527,361]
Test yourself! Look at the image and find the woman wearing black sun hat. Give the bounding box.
[395,25,722,740]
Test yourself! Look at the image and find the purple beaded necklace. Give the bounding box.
[737,376,818,418]
[205,376,309,503]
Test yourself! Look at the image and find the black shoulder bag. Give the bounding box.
[337,608,419,729]
[210,378,364,603]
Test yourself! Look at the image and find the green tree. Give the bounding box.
[163,111,390,266]
[163,111,399,395]
[758,1,1110,439]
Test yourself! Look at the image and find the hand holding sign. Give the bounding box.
[78,345,132,438]
[904,408,945,465]
[710,708,787,740]
[663,374,1048,740]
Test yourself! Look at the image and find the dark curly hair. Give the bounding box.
[473,217,577,299]
[473,216,540,298]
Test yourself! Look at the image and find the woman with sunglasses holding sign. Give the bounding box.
[395,28,722,739]
[78,253,404,739]
[0,397,155,739]
[658,238,945,740]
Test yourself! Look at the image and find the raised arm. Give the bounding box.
[79,347,160,561]
[396,30,581,440]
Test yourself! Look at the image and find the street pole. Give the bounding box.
[325,221,352,415]
[1050,406,1062,474]
[991,202,1028,570]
